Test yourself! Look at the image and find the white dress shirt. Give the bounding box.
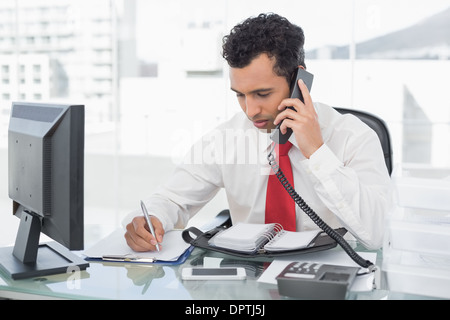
[135,102,394,249]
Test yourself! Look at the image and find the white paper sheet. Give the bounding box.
[83,228,191,262]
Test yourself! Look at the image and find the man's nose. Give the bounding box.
[245,96,261,118]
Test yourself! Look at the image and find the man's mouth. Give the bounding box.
[252,119,269,129]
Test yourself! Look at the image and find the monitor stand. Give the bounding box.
[0,212,89,280]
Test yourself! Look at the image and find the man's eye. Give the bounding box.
[236,93,244,98]
[257,92,270,98]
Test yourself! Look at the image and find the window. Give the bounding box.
[0,0,449,244]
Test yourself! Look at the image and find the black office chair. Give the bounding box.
[334,107,393,175]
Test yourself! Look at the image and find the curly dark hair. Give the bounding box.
[222,13,306,84]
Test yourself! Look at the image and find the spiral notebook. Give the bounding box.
[207,223,320,254]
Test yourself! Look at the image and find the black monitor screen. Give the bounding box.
[0,102,89,279]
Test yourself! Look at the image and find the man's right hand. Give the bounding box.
[124,215,165,252]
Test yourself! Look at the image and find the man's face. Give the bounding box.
[229,54,290,131]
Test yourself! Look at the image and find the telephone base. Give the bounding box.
[276,262,359,300]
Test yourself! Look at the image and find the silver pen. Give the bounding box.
[140,200,160,251]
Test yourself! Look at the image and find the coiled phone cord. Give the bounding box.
[268,144,375,270]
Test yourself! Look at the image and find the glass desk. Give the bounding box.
[0,247,278,300]
[0,241,437,300]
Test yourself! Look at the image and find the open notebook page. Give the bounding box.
[209,223,276,252]
[263,229,320,252]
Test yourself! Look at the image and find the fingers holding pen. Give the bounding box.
[125,216,150,251]
[124,216,164,252]
[149,215,164,246]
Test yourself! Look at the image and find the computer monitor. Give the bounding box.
[0,102,89,279]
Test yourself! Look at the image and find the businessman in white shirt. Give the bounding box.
[124,13,393,251]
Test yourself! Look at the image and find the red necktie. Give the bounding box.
[265,142,296,231]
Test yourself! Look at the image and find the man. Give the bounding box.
[124,13,393,251]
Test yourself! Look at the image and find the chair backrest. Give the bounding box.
[334,107,393,175]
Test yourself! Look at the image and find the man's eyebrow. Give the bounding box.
[230,87,273,94]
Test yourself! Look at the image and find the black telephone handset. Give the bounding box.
[270,68,314,144]
[267,68,375,270]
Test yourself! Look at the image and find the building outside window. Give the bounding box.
[0,0,449,244]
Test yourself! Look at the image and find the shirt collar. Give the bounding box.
[258,129,299,157]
